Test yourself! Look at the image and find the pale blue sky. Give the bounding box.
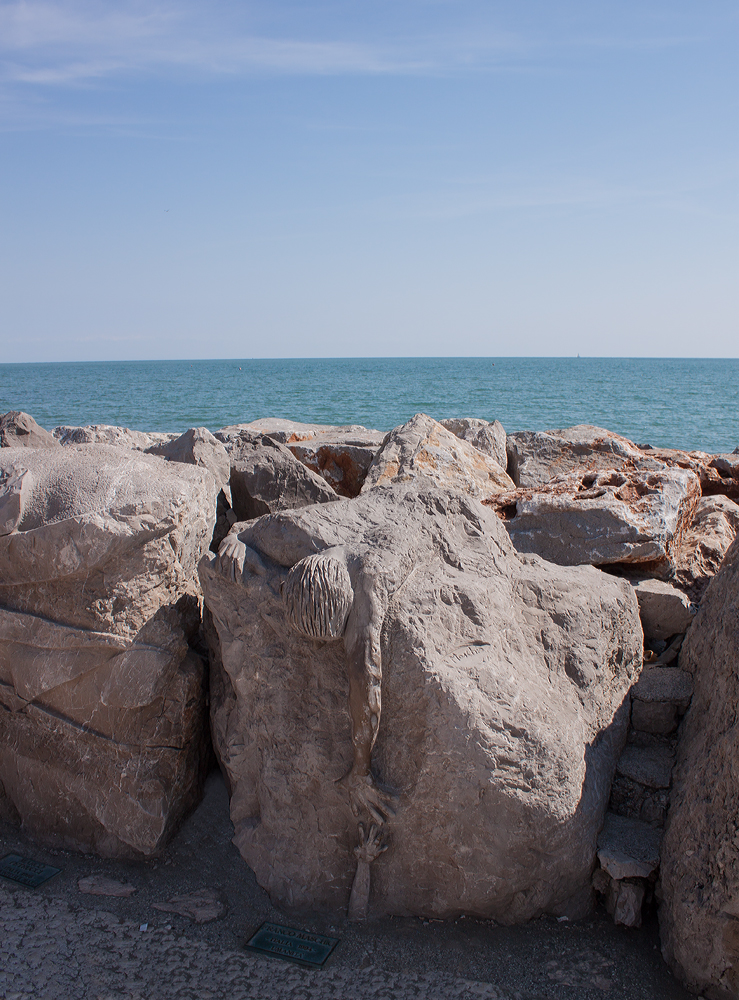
[1,0,737,361]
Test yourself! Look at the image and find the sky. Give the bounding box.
[0,0,737,362]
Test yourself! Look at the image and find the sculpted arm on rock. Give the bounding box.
[215,531,397,824]
[276,545,396,824]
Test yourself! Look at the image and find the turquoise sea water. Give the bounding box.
[0,358,737,455]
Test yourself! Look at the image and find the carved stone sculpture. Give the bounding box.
[200,481,643,921]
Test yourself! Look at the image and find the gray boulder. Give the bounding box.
[0,411,58,449]
[632,579,696,640]
[440,417,507,471]
[0,445,217,856]
[484,468,700,574]
[362,413,513,498]
[146,426,230,493]
[228,432,340,521]
[674,495,739,602]
[199,482,642,922]
[659,534,739,998]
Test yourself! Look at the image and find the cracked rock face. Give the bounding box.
[485,468,700,575]
[362,413,514,498]
[659,534,739,999]
[200,482,642,922]
[0,445,218,856]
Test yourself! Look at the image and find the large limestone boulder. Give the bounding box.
[227,432,340,521]
[0,445,218,856]
[632,579,696,640]
[674,495,739,602]
[0,411,58,449]
[146,426,230,493]
[440,417,508,471]
[362,413,514,498]
[484,468,700,575]
[200,483,642,922]
[659,535,739,998]
[506,425,663,488]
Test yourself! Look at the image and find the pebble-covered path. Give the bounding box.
[0,884,508,1000]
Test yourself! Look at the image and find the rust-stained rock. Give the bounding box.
[362,413,513,498]
[0,445,217,856]
[484,468,700,575]
[200,482,641,922]
[673,495,739,602]
[287,431,384,498]
[659,534,739,998]
[0,411,59,449]
[643,448,739,501]
[506,425,663,488]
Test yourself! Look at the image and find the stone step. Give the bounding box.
[597,812,662,880]
[632,666,693,707]
[616,743,675,789]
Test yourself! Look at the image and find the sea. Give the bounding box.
[0,357,737,455]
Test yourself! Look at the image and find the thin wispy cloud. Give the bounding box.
[0,0,706,92]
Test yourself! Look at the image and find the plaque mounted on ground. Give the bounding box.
[0,853,61,888]
[244,922,340,968]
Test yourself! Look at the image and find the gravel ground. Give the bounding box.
[0,770,691,1000]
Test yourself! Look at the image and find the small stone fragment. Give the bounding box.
[152,888,225,924]
[78,876,137,897]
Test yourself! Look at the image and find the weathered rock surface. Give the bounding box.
[505,425,664,488]
[644,448,739,501]
[0,411,59,449]
[440,418,508,471]
[632,580,695,639]
[673,495,739,602]
[0,445,217,856]
[216,417,379,447]
[200,482,642,921]
[146,427,230,493]
[286,431,384,498]
[362,414,514,498]
[53,424,178,450]
[659,534,739,998]
[484,468,700,574]
[227,432,340,521]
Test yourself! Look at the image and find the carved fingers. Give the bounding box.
[354,823,388,864]
[340,770,397,825]
[216,534,247,582]
[216,536,267,584]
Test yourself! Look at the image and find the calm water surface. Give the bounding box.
[0,357,736,454]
